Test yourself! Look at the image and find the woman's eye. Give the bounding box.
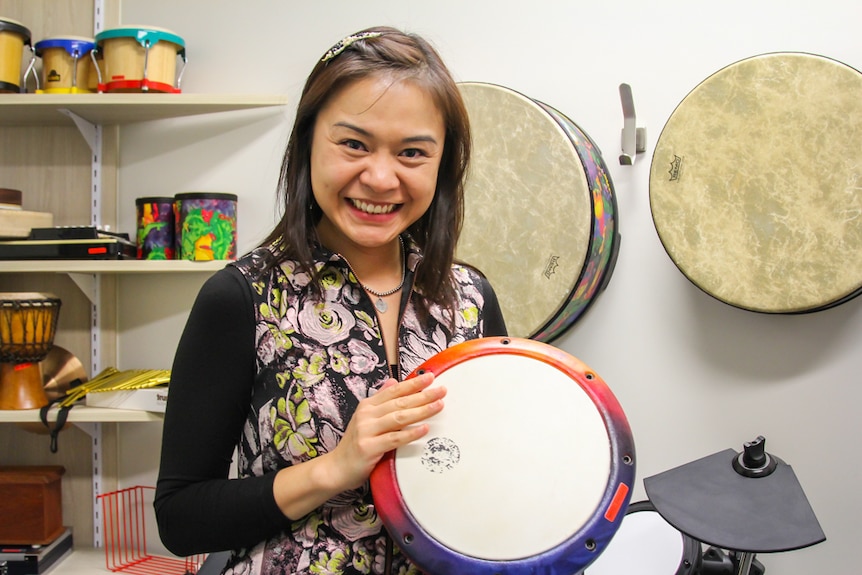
[342,139,365,151]
[401,148,426,159]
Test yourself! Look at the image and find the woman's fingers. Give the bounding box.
[327,373,446,490]
[373,372,443,410]
[375,371,435,398]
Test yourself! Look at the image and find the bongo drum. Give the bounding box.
[650,52,862,313]
[0,17,31,93]
[33,36,95,93]
[0,293,61,410]
[457,83,620,342]
[370,337,635,574]
[580,500,702,575]
[94,26,186,93]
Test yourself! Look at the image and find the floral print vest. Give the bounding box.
[226,240,492,575]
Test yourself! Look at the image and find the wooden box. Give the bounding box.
[0,465,65,544]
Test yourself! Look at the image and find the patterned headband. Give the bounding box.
[321,31,383,63]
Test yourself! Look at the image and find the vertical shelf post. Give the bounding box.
[59,109,106,549]
[91,2,106,547]
[50,0,110,547]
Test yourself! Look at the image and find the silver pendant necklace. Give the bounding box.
[359,236,405,314]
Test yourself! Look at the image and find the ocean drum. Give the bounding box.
[136,196,175,260]
[94,26,185,93]
[33,36,95,93]
[0,17,31,93]
[457,83,620,342]
[370,337,635,574]
[650,52,862,313]
[173,192,237,261]
[580,500,702,575]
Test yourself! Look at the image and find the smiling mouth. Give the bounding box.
[349,198,399,215]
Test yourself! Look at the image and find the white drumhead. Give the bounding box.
[395,353,611,560]
[585,507,684,574]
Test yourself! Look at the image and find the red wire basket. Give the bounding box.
[98,486,206,575]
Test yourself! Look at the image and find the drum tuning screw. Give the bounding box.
[623,454,633,465]
[585,538,597,551]
[403,533,414,545]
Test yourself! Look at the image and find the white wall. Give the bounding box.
[115,1,862,573]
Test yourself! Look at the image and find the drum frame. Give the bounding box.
[534,102,620,342]
[370,337,636,574]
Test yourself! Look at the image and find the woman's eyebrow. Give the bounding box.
[334,121,439,145]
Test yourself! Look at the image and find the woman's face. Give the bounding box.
[310,75,446,254]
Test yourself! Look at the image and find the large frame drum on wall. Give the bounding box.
[650,52,862,314]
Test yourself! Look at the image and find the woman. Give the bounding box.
[155,26,507,575]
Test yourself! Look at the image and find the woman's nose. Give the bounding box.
[359,153,399,191]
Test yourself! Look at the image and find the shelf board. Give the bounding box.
[35,548,202,575]
[0,259,231,273]
[42,549,110,575]
[0,93,288,126]
[0,405,163,423]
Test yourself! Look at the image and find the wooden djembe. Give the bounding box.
[0,293,62,410]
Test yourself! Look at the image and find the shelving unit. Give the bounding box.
[0,2,287,569]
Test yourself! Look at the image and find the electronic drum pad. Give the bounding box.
[457,83,620,341]
[650,52,862,313]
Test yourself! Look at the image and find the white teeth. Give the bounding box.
[351,199,395,214]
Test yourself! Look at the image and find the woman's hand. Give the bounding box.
[329,372,445,491]
[273,372,445,519]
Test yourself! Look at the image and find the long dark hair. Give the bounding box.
[258,26,471,314]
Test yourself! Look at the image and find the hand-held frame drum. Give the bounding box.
[0,293,62,410]
[370,337,635,574]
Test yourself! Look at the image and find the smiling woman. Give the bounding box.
[154,26,507,575]
[310,76,444,266]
